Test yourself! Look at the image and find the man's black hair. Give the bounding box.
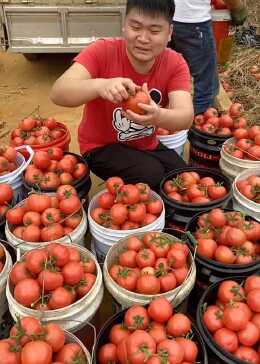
[126,0,175,24]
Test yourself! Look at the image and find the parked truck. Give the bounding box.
[0,0,125,59]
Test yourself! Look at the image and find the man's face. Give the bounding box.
[123,9,173,63]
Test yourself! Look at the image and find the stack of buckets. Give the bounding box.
[88,190,165,262]
[157,130,188,157]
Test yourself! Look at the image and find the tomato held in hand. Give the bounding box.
[122,91,150,115]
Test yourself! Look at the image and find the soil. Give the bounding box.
[0,50,103,197]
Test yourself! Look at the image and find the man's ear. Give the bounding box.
[168,23,173,42]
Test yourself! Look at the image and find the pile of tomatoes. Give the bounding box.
[193,104,246,137]
[163,171,228,204]
[10,243,96,310]
[0,184,13,219]
[203,276,260,363]
[10,116,66,147]
[224,125,260,160]
[109,232,190,294]
[0,245,5,273]
[236,175,260,203]
[98,297,199,364]
[91,177,163,230]
[24,149,88,189]
[0,146,18,175]
[192,208,260,265]
[0,316,87,364]
[6,186,82,242]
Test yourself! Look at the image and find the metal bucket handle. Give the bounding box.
[8,145,34,184]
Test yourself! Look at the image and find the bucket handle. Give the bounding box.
[8,145,34,184]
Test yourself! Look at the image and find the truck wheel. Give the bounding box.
[22,53,40,61]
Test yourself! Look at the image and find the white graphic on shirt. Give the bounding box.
[112,88,162,142]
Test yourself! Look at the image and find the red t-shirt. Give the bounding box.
[74,38,191,154]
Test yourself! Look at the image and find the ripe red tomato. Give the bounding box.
[124,305,150,330]
[229,103,243,117]
[62,261,84,285]
[109,324,131,346]
[98,192,114,210]
[98,343,117,364]
[38,269,64,292]
[106,176,124,195]
[48,287,73,309]
[127,330,156,364]
[136,274,160,294]
[27,194,52,213]
[208,185,227,200]
[59,196,81,215]
[41,223,64,242]
[148,297,173,323]
[33,151,51,170]
[127,236,143,251]
[247,289,260,313]
[222,306,248,331]
[56,185,77,200]
[136,183,150,202]
[14,278,41,307]
[22,225,41,242]
[203,305,224,333]
[116,268,137,291]
[20,117,36,131]
[122,91,150,115]
[157,339,184,364]
[121,184,140,205]
[76,272,96,297]
[217,280,245,303]
[47,147,63,161]
[46,243,69,267]
[110,203,128,225]
[73,163,88,179]
[10,262,32,285]
[0,184,13,205]
[146,199,163,215]
[55,343,84,363]
[214,328,238,353]
[128,203,146,223]
[234,346,259,363]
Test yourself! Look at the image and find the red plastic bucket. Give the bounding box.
[211,9,233,65]
[10,122,71,159]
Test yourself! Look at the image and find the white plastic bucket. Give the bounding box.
[6,243,104,332]
[88,189,165,261]
[0,243,12,321]
[103,231,196,308]
[157,130,188,155]
[232,168,260,222]
[5,194,88,254]
[0,145,34,203]
[220,138,260,180]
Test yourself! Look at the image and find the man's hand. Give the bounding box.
[230,5,248,26]
[98,78,140,104]
[124,83,161,127]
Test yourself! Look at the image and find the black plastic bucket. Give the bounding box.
[196,276,256,364]
[185,211,260,316]
[22,151,92,203]
[94,307,208,364]
[160,167,232,230]
[188,127,227,170]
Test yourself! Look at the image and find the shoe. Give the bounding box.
[255,35,260,49]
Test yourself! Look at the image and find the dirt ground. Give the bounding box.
[0,49,102,197]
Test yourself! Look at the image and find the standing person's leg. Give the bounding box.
[84,143,186,190]
[172,20,219,115]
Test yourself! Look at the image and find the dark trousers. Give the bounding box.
[83,143,186,190]
[170,20,219,115]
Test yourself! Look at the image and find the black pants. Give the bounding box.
[83,143,186,190]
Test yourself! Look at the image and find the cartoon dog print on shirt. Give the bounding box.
[112,88,162,142]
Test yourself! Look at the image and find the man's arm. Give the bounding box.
[50,62,138,107]
[157,91,194,132]
[223,0,247,25]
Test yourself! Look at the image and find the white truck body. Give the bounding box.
[0,0,125,53]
